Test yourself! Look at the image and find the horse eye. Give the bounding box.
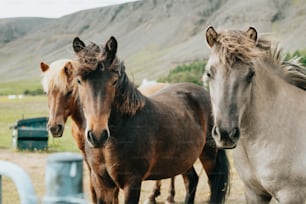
[113,79,118,86]
[246,71,255,83]
[206,71,213,79]
[76,78,81,85]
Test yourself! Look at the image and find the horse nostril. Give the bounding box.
[212,126,218,137]
[101,129,109,141]
[87,130,96,145]
[49,124,63,135]
[57,124,63,132]
[87,129,109,148]
[229,127,240,140]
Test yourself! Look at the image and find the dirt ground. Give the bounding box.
[0,148,248,204]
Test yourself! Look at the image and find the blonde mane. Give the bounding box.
[214,30,306,90]
[41,59,77,95]
[268,46,306,90]
[213,30,267,66]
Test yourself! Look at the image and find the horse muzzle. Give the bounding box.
[86,129,109,148]
[48,123,64,137]
[212,126,240,149]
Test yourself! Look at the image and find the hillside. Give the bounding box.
[0,17,51,46]
[0,0,305,94]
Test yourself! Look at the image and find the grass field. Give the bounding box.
[0,79,43,96]
[0,95,79,203]
[0,95,258,203]
[0,95,79,152]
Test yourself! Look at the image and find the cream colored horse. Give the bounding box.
[204,26,306,203]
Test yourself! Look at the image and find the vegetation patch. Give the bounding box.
[285,49,306,66]
[0,80,42,96]
[158,61,206,85]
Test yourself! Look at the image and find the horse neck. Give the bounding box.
[241,62,286,137]
[241,59,305,139]
[70,98,85,132]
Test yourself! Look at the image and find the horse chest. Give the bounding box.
[233,141,278,191]
[233,137,306,197]
[101,139,151,182]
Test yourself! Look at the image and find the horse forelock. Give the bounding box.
[74,55,121,80]
[212,29,306,91]
[74,42,104,71]
[74,41,125,78]
[213,30,266,67]
[41,59,77,95]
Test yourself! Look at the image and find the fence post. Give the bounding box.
[0,175,2,204]
[43,152,86,204]
[0,160,37,204]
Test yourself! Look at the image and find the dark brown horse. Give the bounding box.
[72,36,230,204]
[40,59,177,203]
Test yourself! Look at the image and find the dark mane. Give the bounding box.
[74,57,146,115]
[114,63,146,115]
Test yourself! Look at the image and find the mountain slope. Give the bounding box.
[0,17,51,46]
[0,0,305,94]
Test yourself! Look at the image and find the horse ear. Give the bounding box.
[205,26,218,47]
[40,62,49,72]
[105,36,118,64]
[73,37,86,54]
[64,61,74,80]
[245,27,257,42]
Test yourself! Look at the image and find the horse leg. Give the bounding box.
[199,137,230,204]
[96,184,118,204]
[89,173,97,203]
[181,166,199,204]
[244,186,271,204]
[84,162,97,203]
[123,180,142,204]
[112,187,120,204]
[91,171,118,204]
[165,177,175,204]
[143,180,161,204]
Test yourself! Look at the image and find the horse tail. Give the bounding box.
[209,148,230,204]
[200,130,230,204]
[184,84,230,202]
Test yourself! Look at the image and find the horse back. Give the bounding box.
[106,83,212,181]
[151,82,212,127]
[144,83,212,178]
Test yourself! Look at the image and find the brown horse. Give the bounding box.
[40,60,181,203]
[72,36,230,204]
